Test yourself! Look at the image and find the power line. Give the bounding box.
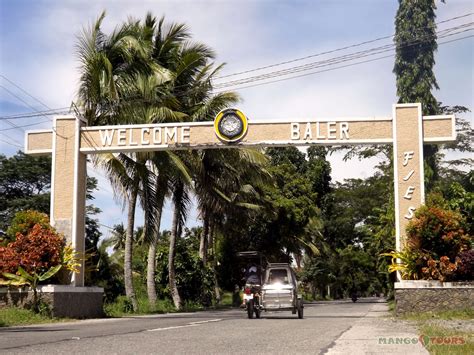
[0,74,52,110]
[0,107,73,120]
[215,12,473,79]
[116,22,473,100]
[7,29,470,132]
[0,137,23,149]
[213,24,473,89]
[1,14,472,126]
[214,34,474,92]
[0,76,69,140]
[0,85,53,127]
[0,131,23,146]
[140,20,474,95]
[0,120,59,131]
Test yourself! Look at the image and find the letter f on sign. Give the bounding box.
[403,151,414,166]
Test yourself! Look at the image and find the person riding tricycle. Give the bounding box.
[237,251,265,319]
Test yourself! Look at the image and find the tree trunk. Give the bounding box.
[169,186,183,310]
[146,175,166,307]
[199,210,209,265]
[210,220,221,304]
[124,186,138,312]
[295,253,302,271]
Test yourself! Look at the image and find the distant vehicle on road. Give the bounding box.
[261,263,304,319]
[237,252,303,319]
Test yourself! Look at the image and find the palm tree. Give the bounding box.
[76,12,168,311]
[143,18,191,307]
[194,148,270,264]
[102,223,126,252]
[144,19,239,308]
[97,152,156,311]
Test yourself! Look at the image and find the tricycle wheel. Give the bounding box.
[247,300,254,319]
[254,305,261,319]
[297,300,304,319]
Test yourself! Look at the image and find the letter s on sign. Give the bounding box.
[404,207,416,220]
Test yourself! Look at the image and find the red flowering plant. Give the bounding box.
[4,210,52,245]
[0,218,79,313]
[0,215,79,288]
[8,224,64,274]
[384,195,472,281]
[454,249,474,281]
[420,256,459,282]
[406,205,470,260]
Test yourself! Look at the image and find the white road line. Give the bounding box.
[188,319,223,325]
[146,318,223,332]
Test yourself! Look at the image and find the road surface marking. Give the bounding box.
[188,319,222,325]
[147,318,222,332]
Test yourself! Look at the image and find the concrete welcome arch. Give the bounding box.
[25,103,455,287]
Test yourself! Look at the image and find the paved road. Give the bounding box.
[0,298,424,354]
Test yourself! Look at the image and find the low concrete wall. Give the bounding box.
[0,285,104,318]
[395,281,474,316]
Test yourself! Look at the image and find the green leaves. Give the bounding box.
[1,265,63,288]
[38,265,62,282]
[394,0,439,115]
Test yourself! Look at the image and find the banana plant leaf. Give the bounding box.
[38,265,62,282]
[17,266,34,282]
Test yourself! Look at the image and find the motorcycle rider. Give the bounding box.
[246,264,260,284]
[241,264,260,307]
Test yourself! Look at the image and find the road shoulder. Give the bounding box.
[324,301,428,355]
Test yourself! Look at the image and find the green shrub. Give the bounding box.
[5,210,52,242]
[0,307,57,327]
[455,249,474,281]
[406,205,470,260]
[385,195,473,281]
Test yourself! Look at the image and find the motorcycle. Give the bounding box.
[237,251,265,319]
[243,283,262,319]
[351,292,358,302]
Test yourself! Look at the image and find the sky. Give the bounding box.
[0,0,472,237]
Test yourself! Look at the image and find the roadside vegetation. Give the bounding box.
[0,307,71,327]
[402,309,474,355]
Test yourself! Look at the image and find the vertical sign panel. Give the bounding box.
[393,104,425,252]
[51,117,86,287]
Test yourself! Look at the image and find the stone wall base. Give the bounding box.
[0,285,104,318]
[395,281,474,316]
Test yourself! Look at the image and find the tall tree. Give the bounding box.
[0,152,51,232]
[393,0,443,187]
[76,12,170,311]
[394,0,441,115]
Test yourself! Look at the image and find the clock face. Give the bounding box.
[214,108,248,142]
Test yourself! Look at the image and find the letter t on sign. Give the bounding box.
[392,104,425,255]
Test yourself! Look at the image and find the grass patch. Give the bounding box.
[104,295,175,317]
[219,291,233,307]
[419,323,474,355]
[402,309,474,322]
[0,307,70,327]
[104,292,235,318]
[400,309,474,354]
[104,295,206,318]
[387,300,395,313]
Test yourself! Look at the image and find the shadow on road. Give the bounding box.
[255,315,364,320]
[0,327,72,333]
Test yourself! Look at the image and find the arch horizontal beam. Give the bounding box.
[25,115,455,156]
